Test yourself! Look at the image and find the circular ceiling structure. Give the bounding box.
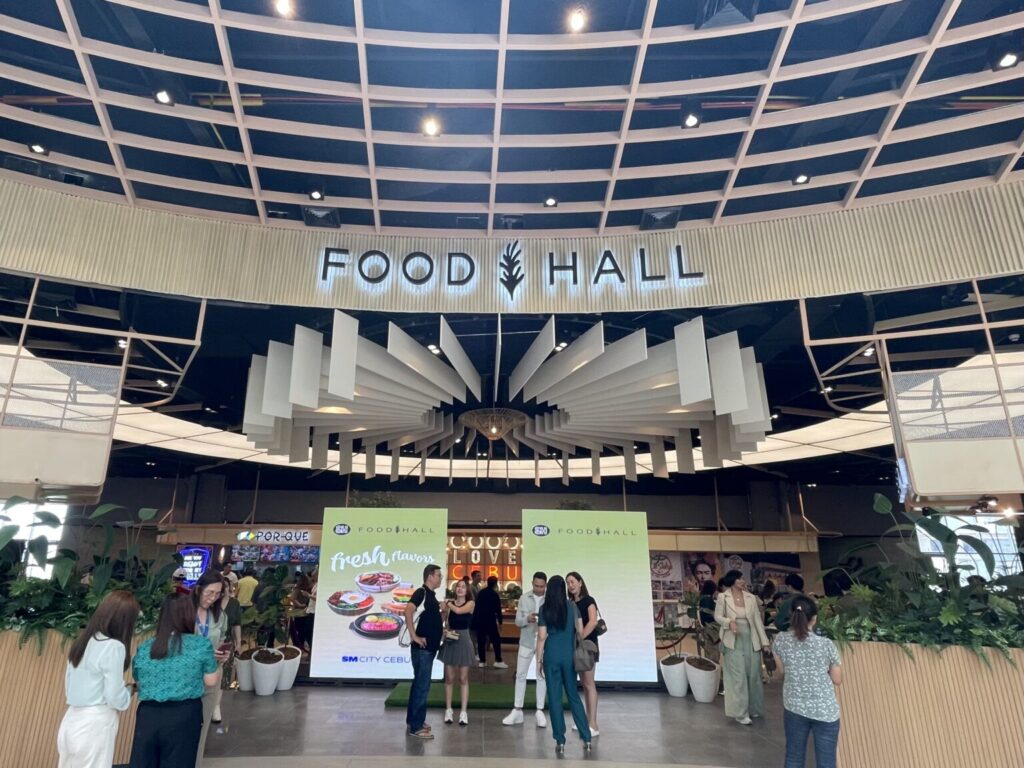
[1,0,1024,236]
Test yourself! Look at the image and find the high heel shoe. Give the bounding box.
[444,708,454,724]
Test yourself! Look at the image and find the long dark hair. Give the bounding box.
[541,575,569,630]
[151,592,196,660]
[191,569,224,622]
[68,590,140,671]
[789,595,819,641]
[566,571,590,600]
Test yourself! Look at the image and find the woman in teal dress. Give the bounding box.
[536,575,592,755]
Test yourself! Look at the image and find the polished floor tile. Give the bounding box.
[204,673,802,767]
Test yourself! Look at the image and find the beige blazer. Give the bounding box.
[714,590,770,652]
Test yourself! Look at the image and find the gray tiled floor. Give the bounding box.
[204,669,796,767]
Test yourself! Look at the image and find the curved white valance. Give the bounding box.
[1,176,1023,313]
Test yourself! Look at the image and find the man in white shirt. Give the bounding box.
[222,561,239,589]
[502,572,548,728]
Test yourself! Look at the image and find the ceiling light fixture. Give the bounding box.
[427,344,438,351]
[422,116,441,137]
[308,188,324,201]
[770,413,780,420]
[862,346,876,357]
[28,143,48,156]
[821,385,834,394]
[204,407,216,413]
[806,483,818,488]
[431,348,441,355]
[997,51,1019,70]
[455,437,462,444]
[116,338,128,349]
[543,197,558,208]
[568,7,587,32]
[680,101,702,129]
[154,90,174,106]
[793,173,810,186]
[274,0,294,17]
[490,426,498,435]
[145,461,156,467]
[156,379,169,389]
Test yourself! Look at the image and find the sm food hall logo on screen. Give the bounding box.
[532,525,550,537]
[333,524,351,535]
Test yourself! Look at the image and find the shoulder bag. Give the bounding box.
[574,636,598,673]
[593,600,608,636]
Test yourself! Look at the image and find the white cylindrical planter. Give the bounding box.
[276,646,302,691]
[235,652,254,692]
[252,649,283,696]
[659,653,689,697]
[685,656,721,703]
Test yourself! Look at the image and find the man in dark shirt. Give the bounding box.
[472,576,507,669]
[405,563,443,740]
[773,574,805,632]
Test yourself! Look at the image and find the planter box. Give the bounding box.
[0,629,141,767]
[837,641,1024,768]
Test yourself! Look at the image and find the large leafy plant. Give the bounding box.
[816,494,1024,660]
[0,498,180,651]
[241,563,292,647]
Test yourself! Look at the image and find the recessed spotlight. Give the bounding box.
[543,197,558,208]
[156,379,169,389]
[997,51,1019,70]
[862,346,876,357]
[28,143,48,156]
[568,6,587,32]
[116,338,128,349]
[427,343,438,351]
[154,90,174,106]
[422,116,441,137]
[431,348,441,355]
[308,188,324,201]
[274,0,294,17]
[793,173,810,186]
[682,111,701,129]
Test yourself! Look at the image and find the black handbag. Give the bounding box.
[594,603,608,637]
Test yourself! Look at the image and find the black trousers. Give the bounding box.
[476,621,503,663]
[129,698,203,768]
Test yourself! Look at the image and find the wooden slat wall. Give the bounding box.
[837,641,1024,767]
[0,630,142,767]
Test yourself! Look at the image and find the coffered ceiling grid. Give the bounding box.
[0,0,1023,234]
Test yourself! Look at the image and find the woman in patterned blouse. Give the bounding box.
[771,595,843,768]
[129,592,229,768]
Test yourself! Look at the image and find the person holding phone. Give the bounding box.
[438,579,475,725]
[129,593,227,768]
[191,570,229,765]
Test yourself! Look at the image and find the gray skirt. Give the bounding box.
[438,629,475,667]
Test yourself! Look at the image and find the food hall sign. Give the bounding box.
[319,239,705,304]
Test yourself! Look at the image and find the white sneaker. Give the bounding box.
[535,710,547,728]
[444,708,454,724]
[211,705,222,723]
[572,723,577,731]
[459,711,469,726]
[502,709,524,726]
[735,716,752,726]
[477,662,486,668]
[494,661,509,669]
[591,728,600,737]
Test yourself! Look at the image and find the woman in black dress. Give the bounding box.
[566,571,600,736]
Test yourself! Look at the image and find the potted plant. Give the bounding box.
[252,648,283,695]
[235,648,255,691]
[276,644,303,691]
[659,652,689,697]
[814,494,1024,767]
[684,655,720,703]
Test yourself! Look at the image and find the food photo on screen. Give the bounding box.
[327,590,375,616]
[355,570,400,592]
[290,545,320,563]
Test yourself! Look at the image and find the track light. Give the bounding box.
[996,51,1019,70]
[422,116,441,137]
[543,197,558,208]
[793,173,810,186]
[568,7,587,32]
[154,90,174,106]
[28,143,48,156]
[681,101,702,129]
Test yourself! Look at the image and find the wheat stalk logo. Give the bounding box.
[499,240,524,301]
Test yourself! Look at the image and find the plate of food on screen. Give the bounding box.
[380,601,407,616]
[391,584,415,603]
[326,591,375,616]
[355,571,400,592]
[349,612,404,639]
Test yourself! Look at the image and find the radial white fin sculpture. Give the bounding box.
[241,312,772,483]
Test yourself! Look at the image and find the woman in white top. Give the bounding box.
[714,569,770,725]
[58,589,141,768]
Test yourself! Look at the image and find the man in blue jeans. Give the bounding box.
[404,563,443,740]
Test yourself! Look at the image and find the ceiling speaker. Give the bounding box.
[640,206,681,231]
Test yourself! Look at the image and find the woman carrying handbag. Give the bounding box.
[714,570,770,725]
